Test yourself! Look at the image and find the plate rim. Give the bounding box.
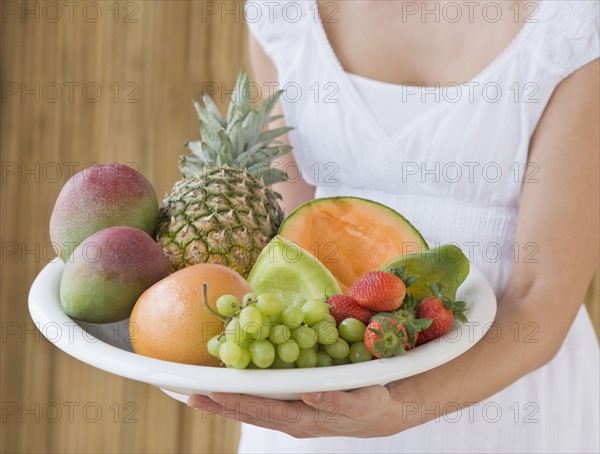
[28,259,497,397]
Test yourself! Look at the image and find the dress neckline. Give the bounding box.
[311,0,545,146]
[312,0,544,89]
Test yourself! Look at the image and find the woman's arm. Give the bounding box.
[249,34,316,214]
[189,59,599,438]
[382,57,600,432]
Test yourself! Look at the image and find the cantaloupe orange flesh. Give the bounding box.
[279,197,428,291]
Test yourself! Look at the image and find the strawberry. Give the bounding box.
[416,297,452,344]
[372,294,432,349]
[416,282,468,345]
[384,264,418,288]
[364,317,409,358]
[327,294,373,325]
[349,271,406,312]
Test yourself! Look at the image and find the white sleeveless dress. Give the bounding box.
[242,1,600,452]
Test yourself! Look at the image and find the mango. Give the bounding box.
[379,244,470,301]
[50,163,159,261]
[60,226,169,323]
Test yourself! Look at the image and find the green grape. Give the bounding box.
[277,341,300,363]
[316,316,336,327]
[219,340,241,365]
[216,295,241,316]
[324,338,350,359]
[269,312,282,324]
[302,299,328,325]
[295,348,318,368]
[321,314,337,325]
[240,306,262,335]
[316,350,333,367]
[331,356,351,366]
[271,355,295,369]
[339,318,367,343]
[239,338,252,350]
[256,293,283,316]
[249,340,275,368]
[224,318,245,343]
[207,335,224,357]
[242,292,258,306]
[349,342,373,363]
[291,325,317,349]
[249,315,271,341]
[314,320,339,345]
[271,324,291,344]
[231,349,251,369]
[282,306,304,329]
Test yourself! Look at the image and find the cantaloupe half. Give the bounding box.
[279,197,428,291]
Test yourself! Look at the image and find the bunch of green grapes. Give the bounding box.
[207,292,373,369]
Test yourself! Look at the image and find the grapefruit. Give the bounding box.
[129,264,251,366]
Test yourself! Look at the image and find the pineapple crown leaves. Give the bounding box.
[368,317,408,358]
[431,281,470,324]
[386,265,418,288]
[180,70,293,185]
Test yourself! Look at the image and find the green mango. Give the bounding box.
[379,244,470,301]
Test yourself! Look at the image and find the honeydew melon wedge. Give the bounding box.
[247,236,342,306]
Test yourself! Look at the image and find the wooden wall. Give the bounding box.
[1,1,247,452]
[1,1,598,453]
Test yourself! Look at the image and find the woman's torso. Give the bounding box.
[243,1,600,452]
[249,0,597,293]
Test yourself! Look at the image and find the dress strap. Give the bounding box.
[246,1,313,73]
[525,0,599,78]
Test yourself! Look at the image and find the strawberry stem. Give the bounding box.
[430,281,470,323]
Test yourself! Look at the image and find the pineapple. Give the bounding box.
[155,71,292,277]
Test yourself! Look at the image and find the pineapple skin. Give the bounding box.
[155,166,284,278]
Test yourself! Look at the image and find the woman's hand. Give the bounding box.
[188,385,407,438]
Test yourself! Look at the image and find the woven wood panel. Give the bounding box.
[1,1,598,453]
[1,2,247,452]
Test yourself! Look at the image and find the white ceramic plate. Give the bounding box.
[28,259,497,402]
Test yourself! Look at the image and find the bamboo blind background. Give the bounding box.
[1,1,598,453]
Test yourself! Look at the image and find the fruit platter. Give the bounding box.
[29,72,497,402]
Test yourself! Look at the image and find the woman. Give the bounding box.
[189,1,599,452]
